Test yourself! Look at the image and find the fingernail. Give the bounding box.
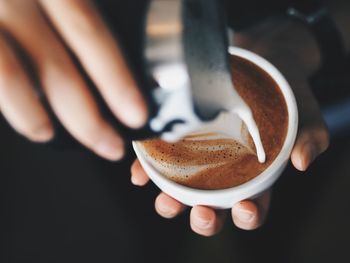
[298,142,316,171]
[237,207,255,223]
[130,113,147,129]
[194,216,212,229]
[157,203,176,217]
[124,104,148,129]
[31,125,54,142]
[95,139,124,161]
[130,175,137,185]
[130,175,141,186]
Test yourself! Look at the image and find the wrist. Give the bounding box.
[327,0,350,53]
[287,3,348,75]
[233,17,321,78]
[271,19,321,77]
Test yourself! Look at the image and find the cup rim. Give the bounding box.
[133,46,298,196]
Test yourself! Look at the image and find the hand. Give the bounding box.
[0,0,147,160]
[130,18,330,236]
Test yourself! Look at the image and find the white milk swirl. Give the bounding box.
[137,132,252,182]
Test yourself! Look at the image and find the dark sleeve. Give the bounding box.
[224,0,325,30]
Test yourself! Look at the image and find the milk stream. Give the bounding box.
[233,107,266,163]
[149,65,266,163]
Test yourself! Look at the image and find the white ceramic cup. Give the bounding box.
[133,46,298,209]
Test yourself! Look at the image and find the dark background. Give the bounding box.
[1,0,350,262]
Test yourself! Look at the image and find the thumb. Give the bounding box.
[291,124,329,171]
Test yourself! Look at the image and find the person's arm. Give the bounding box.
[131,2,350,235]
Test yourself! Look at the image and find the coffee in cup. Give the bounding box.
[137,54,288,190]
[133,47,297,208]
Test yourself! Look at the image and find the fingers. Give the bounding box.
[132,154,269,234]
[131,160,185,218]
[153,191,269,234]
[232,201,259,230]
[231,190,271,230]
[155,193,186,219]
[131,159,222,233]
[190,206,226,236]
[130,159,150,186]
[0,33,53,142]
[1,2,124,160]
[131,161,225,236]
[133,155,269,234]
[291,125,330,171]
[39,0,148,128]
[287,78,330,171]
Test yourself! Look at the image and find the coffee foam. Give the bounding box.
[138,132,251,183]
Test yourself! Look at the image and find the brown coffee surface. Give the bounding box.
[139,55,288,190]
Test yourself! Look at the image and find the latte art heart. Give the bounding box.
[138,132,251,178]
